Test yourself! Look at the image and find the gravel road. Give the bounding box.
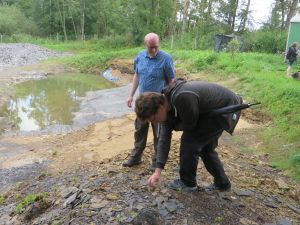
[0,43,63,71]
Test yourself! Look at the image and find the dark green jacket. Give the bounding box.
[156,78,243,168]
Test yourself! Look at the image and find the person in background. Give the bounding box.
[123,33,175,171]
[134,78,243,192]
[286,42,299,77]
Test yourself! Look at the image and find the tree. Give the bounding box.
[237,0,251,33]
[215,0,240,33]
[0,5,38,35]
[55,0,68,40]
[181,0,190,34]
[285,0,299,29]
[80,0,85,40]
[268,0,299,30]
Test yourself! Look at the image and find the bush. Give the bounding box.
[227,38,240,57]
[243,29,287,53]
[0,5,38,36]
[194,52,218,70]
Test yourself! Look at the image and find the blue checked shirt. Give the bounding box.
[134,50,175,93]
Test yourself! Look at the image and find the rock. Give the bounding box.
[92,179,102,187]
[107,167,118,175]
[128,198,135,209]
[89,174,98,178]
[123,216,134,223]
[273,196,284,203]
[158,208,169,217]
[132,209,163,225]
[155,196,165,205]
[276,218,292,225]
[275,179,289,190]
[181,218,188,225]
[90,200,109,210]
[239,218,259,225]
[265,201,278,208]
[286,203,300,214]
[90,196,102,203]
[106,194,120,200]
[234,189,254,197]
[60,187,79,199]
[135,203,145,210]
[164,201,177,213]
[137,197,145,203]
[63,192,78,207]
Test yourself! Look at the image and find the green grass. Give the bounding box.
[41,41,300,180]
[0,194,5,205]
[46,44,140,72]
[15,192,48,214]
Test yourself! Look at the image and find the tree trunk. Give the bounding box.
[285,0,299,29]
[207,0,213,17]
[62,0,67,40]
[50,0,52,35]
[81,0,86,40]
[56,0,68,41]
[238,0,250,32]
[181,0,190,44]
[182,0,190,34]
[231,0,239,32]
[68,6,78,39]
[279,0,285,30]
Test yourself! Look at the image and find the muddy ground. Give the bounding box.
[0,45,299,225]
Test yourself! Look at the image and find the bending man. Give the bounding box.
[134,78,243,191]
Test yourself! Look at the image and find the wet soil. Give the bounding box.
[0,49,299,225]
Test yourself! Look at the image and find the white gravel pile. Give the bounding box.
[0,43,64,71]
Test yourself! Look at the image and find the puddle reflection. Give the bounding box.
[1,74,114,132]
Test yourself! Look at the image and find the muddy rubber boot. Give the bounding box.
[122,156,142,167]
[168,179,198,192]
[198,181,231,192]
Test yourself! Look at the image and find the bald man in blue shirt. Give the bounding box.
[123,33,175,170]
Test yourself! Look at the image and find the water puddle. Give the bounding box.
[0,73,114,133]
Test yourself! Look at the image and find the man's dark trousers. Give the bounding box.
[179,130,230,188]
[130,118,159,163]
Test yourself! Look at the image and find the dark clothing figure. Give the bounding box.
[287,46,298,64]
[156,78,242,188]
[286,43,299,77]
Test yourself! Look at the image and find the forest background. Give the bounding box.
[0,0,299,52]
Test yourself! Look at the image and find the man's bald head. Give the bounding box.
[144,33,160,57]
[144,33,160,45]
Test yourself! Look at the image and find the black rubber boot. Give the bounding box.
[198,181,231,192]
[122,156,142,167]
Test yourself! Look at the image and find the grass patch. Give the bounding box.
[15,192,48,214]
[0,194,5,205]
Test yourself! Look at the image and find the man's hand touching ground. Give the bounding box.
[147,168,162,190]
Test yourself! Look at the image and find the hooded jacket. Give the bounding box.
[156,78,243,169]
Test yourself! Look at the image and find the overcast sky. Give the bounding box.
[249,0,275,28]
